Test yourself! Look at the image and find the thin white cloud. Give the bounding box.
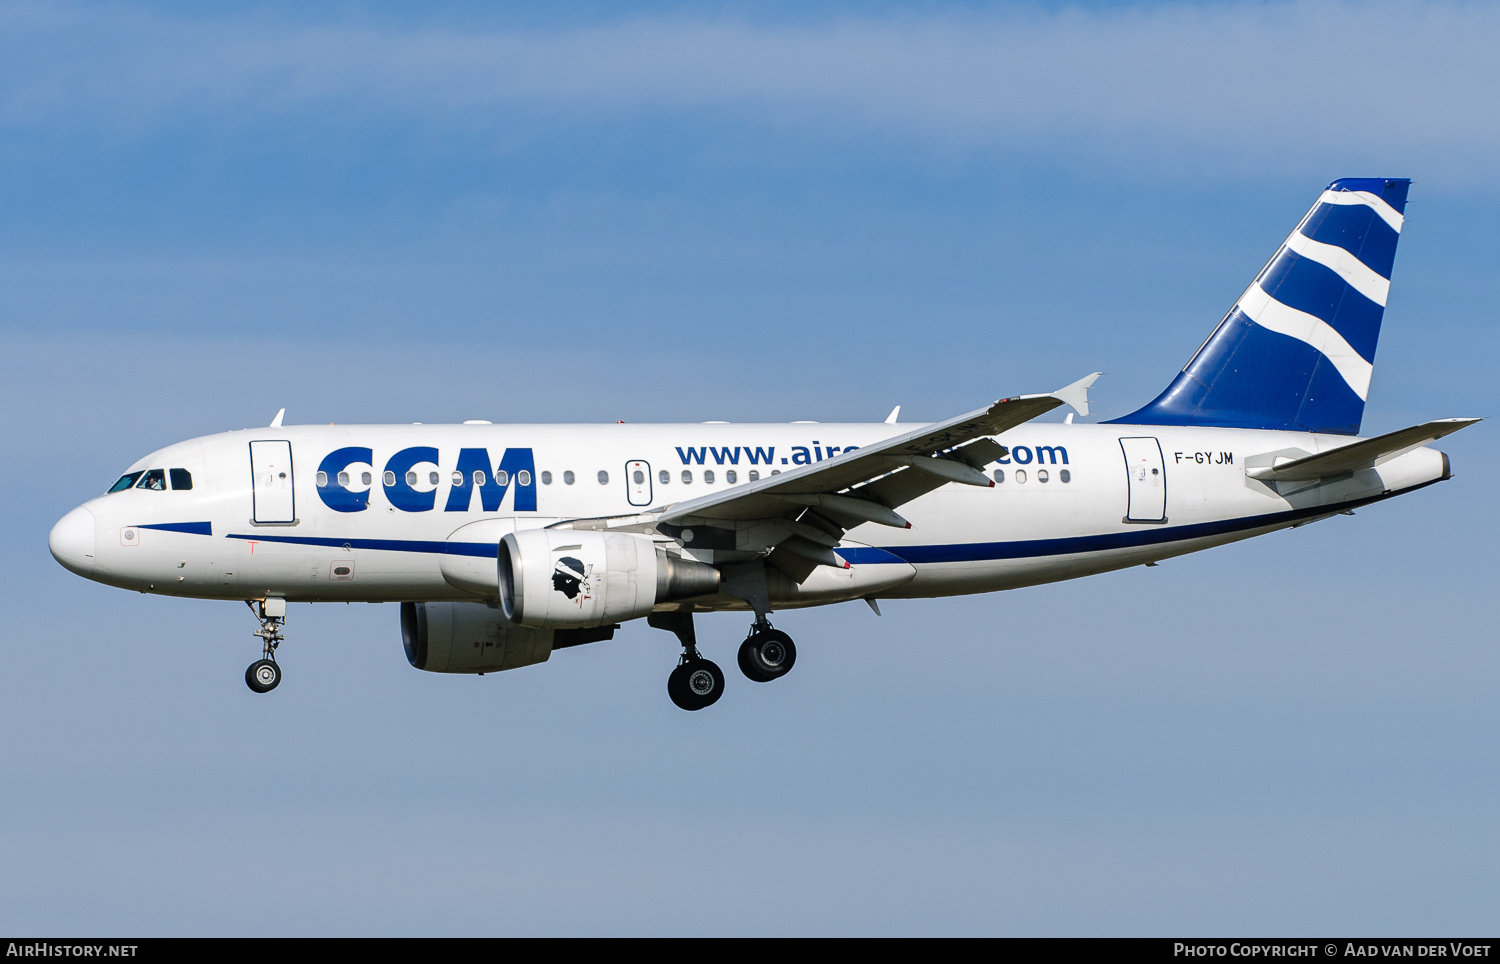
[1,1,1497,174]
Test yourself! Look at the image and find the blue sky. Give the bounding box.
[2,0,1497,934]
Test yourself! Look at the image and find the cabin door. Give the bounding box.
[1119,437,1167,523]
[250,440,296,524]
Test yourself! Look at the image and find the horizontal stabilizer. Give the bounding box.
[1247,418,1480,481]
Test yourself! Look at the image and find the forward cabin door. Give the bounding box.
[625,460,653,508]
[250,440,296,524]
[1119,436,1167,523]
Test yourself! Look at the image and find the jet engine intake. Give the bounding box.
[499,529,720,628]
[401,600,553,674]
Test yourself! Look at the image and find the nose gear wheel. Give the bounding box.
[244,599,286,694]
[246,658,281,693]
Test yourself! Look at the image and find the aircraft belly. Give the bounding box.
[889,520,1308,597]
[157,535,457,602]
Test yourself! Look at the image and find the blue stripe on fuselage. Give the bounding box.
[225,486,1424,568]
[139,521,213,536]
[840,499,1367,564]
[226,533,498,557]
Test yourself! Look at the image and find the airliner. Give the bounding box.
[48,178,1477,710]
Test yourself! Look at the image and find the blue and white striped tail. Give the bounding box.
[1111,178,1409,436]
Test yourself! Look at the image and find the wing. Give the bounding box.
[651,373,1101,581]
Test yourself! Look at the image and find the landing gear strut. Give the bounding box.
[738,617,797,683]
[649,611,725,711]
[719,561,796,684]
[245,598,285,693]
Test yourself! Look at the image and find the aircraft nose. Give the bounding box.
[49,505,98,576]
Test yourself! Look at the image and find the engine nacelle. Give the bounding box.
[401,600,553,674]
[499,529,720,629]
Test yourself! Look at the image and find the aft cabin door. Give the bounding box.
[1119,437,1167,523]
[250,440,296,524]
[626,460,653,508]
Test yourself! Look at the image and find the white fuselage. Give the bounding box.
[49,420,1450,610]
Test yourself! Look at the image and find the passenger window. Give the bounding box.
[473,470,485,486]
[704,470,715,484]
[1037,469,1049,483]
[659,470,670,485]
[429,471,439,486]
[451,471,463,486]
[517,470,531,486]
[541,471,552,485]
[108,472,144,493]
[749,470,760,481]
[634,470,645,484]
[993,469,1005,484]
[496,470,510,486]
[405,471,418,486]
[383,471,396,486]
[170,468,193,490]
[681,470,693,484]
[563,471,575,485]
[726,470,737,484]
[1060,469,1072,483]
[597,471,609,485]
[338,471,350,486]
[136,469,167,491]
[361,472,372,486]
[317,471,328,487]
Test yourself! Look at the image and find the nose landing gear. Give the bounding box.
[245,598,285,693]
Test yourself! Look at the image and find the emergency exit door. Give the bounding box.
[1119,437,1167,523]
[625,460,653,507]
[250,440,296,524]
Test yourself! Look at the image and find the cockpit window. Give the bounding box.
[170,468,193,490]
[108,472,144,493]
[135,469,167,491]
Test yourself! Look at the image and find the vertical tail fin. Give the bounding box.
[1109,178,1410,435]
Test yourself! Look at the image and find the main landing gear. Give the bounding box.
[649,611,798,710]
[738,619,797,683]
[650,611,724,711]
[667,657,725,712]
[245,598,285,694]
